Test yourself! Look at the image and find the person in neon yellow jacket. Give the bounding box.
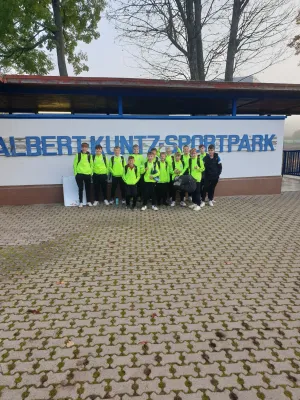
[156,150,170,206]
[128,144,145,201]
[92,145,109,207]
[108,146,126,205]
[140,151,160,211]
[122,156,141,210]
[73,142,93,208]
[188,148,205,211]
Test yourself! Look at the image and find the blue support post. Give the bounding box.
[232,98,237,116]
[118,96,123,116]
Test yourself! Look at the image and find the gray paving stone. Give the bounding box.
[1,192,300,399]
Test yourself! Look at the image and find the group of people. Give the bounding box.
[73,143,222,211]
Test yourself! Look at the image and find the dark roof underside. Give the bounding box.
[1,75,300,115]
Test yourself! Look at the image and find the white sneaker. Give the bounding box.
[200,202,205,208]
[170,201,176,207]
[209,201,214,207]
[141,205,147,211]
[189,204,196,209]
[152,205,158,211]
[212,199,216,203]
[194,205,201,211]
[180,201,186,207]
[109,200,114,205]
[78,203,83,208]
[122,199,126,205]
[93,201,99,206]
[188,196,192,202]
[87,202,93,207]
[104,200,109,206]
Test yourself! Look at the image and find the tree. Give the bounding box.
[108,0,295,81]
[0,0,105,76]
[288,11,300,65]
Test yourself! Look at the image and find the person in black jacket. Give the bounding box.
[201,144,222,206]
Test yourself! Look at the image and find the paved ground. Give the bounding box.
[0,192,300,400]
[282,176,300,192]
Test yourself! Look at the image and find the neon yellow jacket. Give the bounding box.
[93,154,108,175]
[141,160,160,183]
[122,165,140,185]
[188,156,205,182]
[157,161,170,183]
[169,159,186,181]
[108,155,125,177]
[73,152,93,176]
[181,153,190,167]
[199,152,207,160]
[166,154,173,167]
[128,154,145,171]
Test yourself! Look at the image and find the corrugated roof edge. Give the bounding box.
[1,74,300,92]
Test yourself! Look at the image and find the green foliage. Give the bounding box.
[0,0,105,75]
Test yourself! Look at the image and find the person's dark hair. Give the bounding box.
[128,156,134,161]
[95,145,102,150]
[208,144,215,150]
[114,146,121,150]
[183,145,189,149]
[199,144,205,149]
[81,142,89,148]
[133,144,139,148]
[147,151,154,156]
[150,148,157,152]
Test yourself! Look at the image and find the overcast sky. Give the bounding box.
[52,17,300,137]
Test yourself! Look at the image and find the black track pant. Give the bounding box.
[93,174,108,201]
[143,182,157,206]
[192,182,201,206]
[156,183,169,205]
[125,184,137,208]
[202,178,219,201]
[172,184,184,202]
[111,176,125,200]
[76,174,91,203]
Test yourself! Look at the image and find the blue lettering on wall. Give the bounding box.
[238,134,251,152]
[135,135,147,151]
[252,135,264,152]
[26,137,42,156]
[147,135,160,152]
[42,136,57,156]
[216,135,227,152]
[90,136,104,154]
[0,137,10,156]
[165,135,178,149]
[204,135,216,148]
[0,134,279,157]
[264,134,275,151]
[120,136,133,154]
[105,136,114,155]
[228,135,240,152]
[178,135,191,149]
[57,136,72,156]
[10,137,26,156]
[72,136,86,152]
[191,135,203,148]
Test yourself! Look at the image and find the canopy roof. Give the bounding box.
[1,75,300,115]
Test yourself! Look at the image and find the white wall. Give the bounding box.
[0,118,284,186]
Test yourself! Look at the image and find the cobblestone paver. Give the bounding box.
[0,192,300,400]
